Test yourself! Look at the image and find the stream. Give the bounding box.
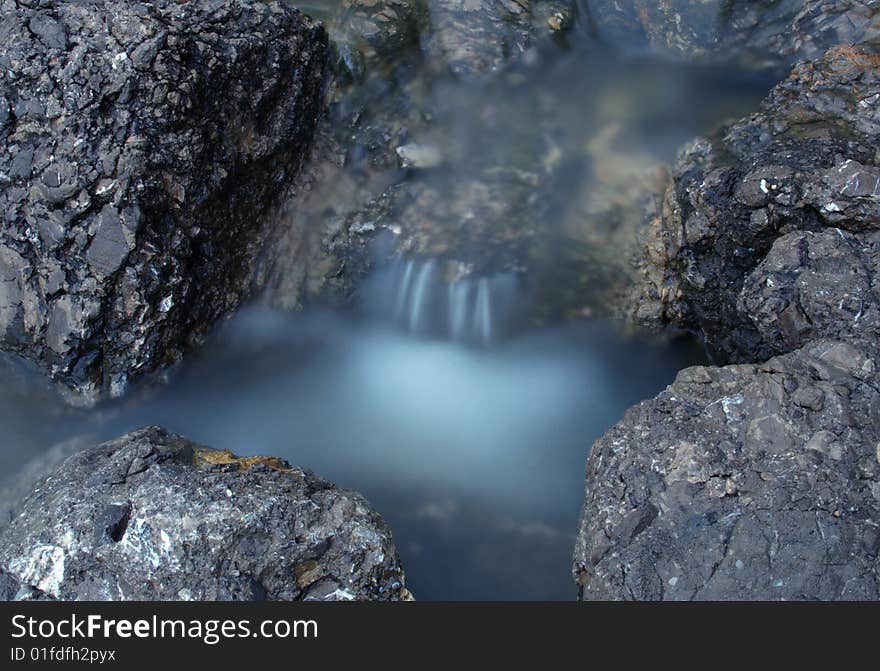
[0,9,782,600]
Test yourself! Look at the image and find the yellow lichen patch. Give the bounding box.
[294,560,322,589]
[193,448,292,473]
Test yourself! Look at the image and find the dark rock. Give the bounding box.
[0,0,328,404]
[336,0,427,68]
[584,0,880,66]
[327,0,573,79]
[632,43,880,363]
[423,0,573,78]
[574,339,880,600]
[739,229,880,355]
[0,427,410,601]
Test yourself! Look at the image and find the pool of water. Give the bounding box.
[0,5,784,600]
[0,308,702,599]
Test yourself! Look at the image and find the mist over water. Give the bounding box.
[0,29,779,599]
[0,299,702,599]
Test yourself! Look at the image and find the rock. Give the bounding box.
[739,229,880,356]
[574,339,880,601]
[584,0,880,66]
[333,0,573,79]
[0,427,409,601]
[0,566,50,601]
[423,0,572,78]
[336,0,427,69]
[395,143,444,168]
[0,0,328,404]
[632,43,880,363]
[0,435,93,531]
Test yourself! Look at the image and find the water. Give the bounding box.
[0,8,782,600]
[362,258,521,344]
[0,307,702,599]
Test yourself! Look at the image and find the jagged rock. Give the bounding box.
[333,0,573,78]
[0,435,92,531]
[0,0,328,404]
[336,0,427,69]
[632,43,880,363]
[584,0,880,66]
[739,229,880,356]
[0,427,409,601]
[574,339,880,600]
[0,566,50,601]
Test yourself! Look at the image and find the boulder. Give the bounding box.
[739,229,880,355]
[0,427,409,601]
[584,0,880,66]
[632,43,880,363]
[0,0,328,404]
[574,339,880,600]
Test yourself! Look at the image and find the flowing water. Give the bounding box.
[0,11,782,599]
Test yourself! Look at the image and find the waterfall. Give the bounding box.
[366,258,520,345]
[408,260,435,333]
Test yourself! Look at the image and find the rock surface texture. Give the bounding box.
[633,43,880,364]
[0,0,327,404]
[585,0,880,66]
[0,427,409,601]
[577,38,880,600]
[574,339,880,600]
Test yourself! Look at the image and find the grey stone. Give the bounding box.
[0,427,410,601]
[0,0,328,404]
[632,43,880,363]
[739,229,880,356]
[85,206,133,277]
[574,339,880,601]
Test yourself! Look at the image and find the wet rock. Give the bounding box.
[336,0,427,68]
[0,435,93,531]
[0,427,409,601]
[574,338,880,600]
[330,0,573,79]
[0,0,328,404]
[424,0,573,78]
[585,0,880,66]
[632,43,880,363]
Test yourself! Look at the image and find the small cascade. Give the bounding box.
[366,258,520,345]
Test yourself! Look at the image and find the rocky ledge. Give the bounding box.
[632,43,880,364]
[0,0,328,404]
[0,427,409,601]
[575,41,880,600]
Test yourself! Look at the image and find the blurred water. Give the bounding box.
[361,257,521,344]
[0,4,782,600]
[0,307,702,600]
